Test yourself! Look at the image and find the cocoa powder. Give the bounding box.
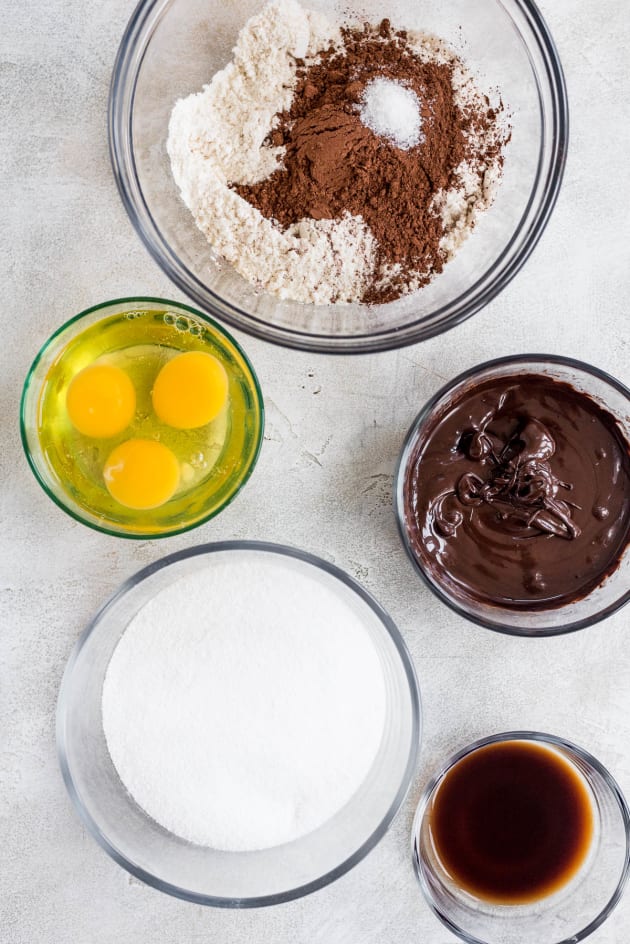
[235,20,506,304]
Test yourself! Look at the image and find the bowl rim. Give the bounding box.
[411,730,630,944]
[394,353,630,636]
[56,540,422,907]
[108,0,569,354]
[20,295,265,540]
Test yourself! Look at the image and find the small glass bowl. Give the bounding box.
[412,732,630,944]
[395,355,630,636]
[20,297,264,539]
[57,541,421,906]
[109,0,567,353]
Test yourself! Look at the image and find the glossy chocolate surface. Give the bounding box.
[404,374,630,609]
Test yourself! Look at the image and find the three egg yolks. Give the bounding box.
[65,352,229,511]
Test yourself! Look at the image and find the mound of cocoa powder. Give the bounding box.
[235,20,506,304]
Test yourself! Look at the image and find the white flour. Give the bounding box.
[167,0,506,304]
[102,555,387,851]
[168,0,377,304]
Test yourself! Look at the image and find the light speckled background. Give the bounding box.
[2,0,629,941]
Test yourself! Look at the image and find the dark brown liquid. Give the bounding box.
[430,741,595,904]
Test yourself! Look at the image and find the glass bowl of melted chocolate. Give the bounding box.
[396,355,630,634]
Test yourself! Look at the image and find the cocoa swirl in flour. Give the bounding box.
[236,19,509,303]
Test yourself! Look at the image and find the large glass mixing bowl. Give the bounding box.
[57,542,421,906]
[109,0,567,353]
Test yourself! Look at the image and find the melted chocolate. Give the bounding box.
[404,375,630,609]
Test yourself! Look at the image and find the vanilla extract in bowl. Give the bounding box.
[427,739,595,905]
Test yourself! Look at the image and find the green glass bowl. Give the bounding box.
[20,297,264,538]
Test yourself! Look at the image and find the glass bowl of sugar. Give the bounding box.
[57,542,421,905]
[109,0,567,353]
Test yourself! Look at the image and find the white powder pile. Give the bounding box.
[359,78,422,150]
[102,554,387,851]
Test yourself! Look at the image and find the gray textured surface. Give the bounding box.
[1,0,630,941]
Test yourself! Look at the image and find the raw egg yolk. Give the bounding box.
[103,439,180,510]
[66,364,136,438]
[152,351,228,429]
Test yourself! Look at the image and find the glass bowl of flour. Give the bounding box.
[57,542,421,905]
[109,0,567,353]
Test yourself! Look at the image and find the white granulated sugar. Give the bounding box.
[360,78,423,149]
[102,556,387,851]
[168,0,377,304]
